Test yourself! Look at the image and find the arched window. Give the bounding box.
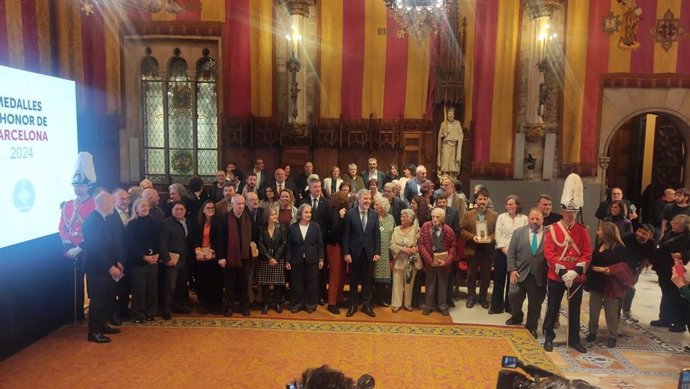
[141,47,218,183]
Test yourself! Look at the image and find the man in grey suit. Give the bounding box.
[506,208,547,339]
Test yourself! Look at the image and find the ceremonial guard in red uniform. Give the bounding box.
[58,152,96,322]
[542,173,592,354]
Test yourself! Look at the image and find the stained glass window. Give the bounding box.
[141,47,218,183]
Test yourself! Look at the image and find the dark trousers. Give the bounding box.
[424,267,449,310]
[290,262,319,310]
[508,274,546,332]
[412,270,425,307]
[621,286,635,312]
[327,244,346,305]
[349,251,373,307]
[195,260,223,308]
[490,250,511,312]
[174,262,190,305]
[659,276,689,325]
[86,272,115,333]
[222,259,251,308]
[160,265,179,314]
[467,247,493,299]
[261,284,284,305]
[69,257,86,321]
[543,279,583,344]
[113,271,130,319]
[130,264,158,319]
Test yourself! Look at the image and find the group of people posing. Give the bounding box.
[63,157,690,352]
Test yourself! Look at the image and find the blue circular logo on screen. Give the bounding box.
[13,180,35,212]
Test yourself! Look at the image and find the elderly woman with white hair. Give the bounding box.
[373,196,395,307]
[389,209,421,312]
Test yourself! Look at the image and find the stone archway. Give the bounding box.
[599,86,690,188]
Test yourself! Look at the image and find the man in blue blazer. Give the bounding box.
[505,208,547,339]
[343,189,381,317]
[404,165,428,204]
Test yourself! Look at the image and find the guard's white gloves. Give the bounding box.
[562,270,578,288]
[66,247,82,258]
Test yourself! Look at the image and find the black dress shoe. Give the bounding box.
[585,333,597,342]
[505,317,523,326]
[305,307,316,314]
[440,308,450,316]
[145,315,155,321]
[132,317,144,324]
[362,306,376,317]
[543,339,554,352]
[570,342,587,353]
[488,308,502,315]
[161,312,172,321]
[466,297,475,308]
[346,306,357,317]
[274,303,283,313]
[319,298,326,306]
[224,307,233,317]
[241,308,251,317]
[101,325,121,335]
[88,333,111,343]
[670,324,686,333]
[422,309,432,315]
[290,305,302,314]
[528,329,538,339]
[327,304,340,315]
[650,319,670,327]
[109,317,122,326]
[607,338,617,348]
[448,300,456,308]
[261,304,269,315]
[479,299,490,309]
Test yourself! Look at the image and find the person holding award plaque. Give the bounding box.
[460,189,498,309]
[192,200,225,314]
[418,208,457,315]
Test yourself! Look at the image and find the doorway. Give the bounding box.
[605,112,686,218]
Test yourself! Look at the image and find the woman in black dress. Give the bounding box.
[127,197,160,323]
[192,199,225,314]
[257,207,287,314]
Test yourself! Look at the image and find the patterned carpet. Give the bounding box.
[0,317,559,389]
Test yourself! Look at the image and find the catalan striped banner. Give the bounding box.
[0,0,52,75]
[320,0,434,120]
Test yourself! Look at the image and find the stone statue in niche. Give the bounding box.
[437,107,463,176]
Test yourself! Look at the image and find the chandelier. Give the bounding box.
[384,0,447,44]
[80,0,183,16]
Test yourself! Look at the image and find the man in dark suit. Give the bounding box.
[82,192,122,343]
[244,191,264,303]
[159,201,191,320]
[342,189,381,317]
[252,158,268,193]
[383,182,405,226]
[506,208,547,339]
[267,168,298,200]
[301,176,331,305]
[404,165,428,204]
[107,188,130,324]
[294,161,314,201]
[360,158,385,191]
